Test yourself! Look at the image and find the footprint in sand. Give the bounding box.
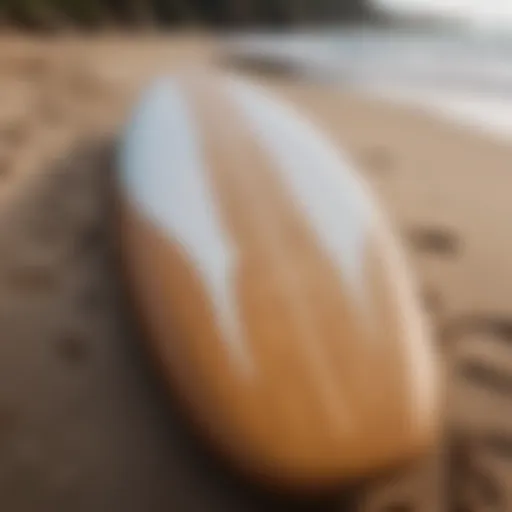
[407,226,460,257]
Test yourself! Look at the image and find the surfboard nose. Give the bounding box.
[117,68,441,491]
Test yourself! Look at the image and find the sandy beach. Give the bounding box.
[0,34,511,511]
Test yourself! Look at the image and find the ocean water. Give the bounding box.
[228,29,512,140]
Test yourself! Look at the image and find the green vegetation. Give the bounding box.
[0,0,371,30]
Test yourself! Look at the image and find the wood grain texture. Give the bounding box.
[117,69,440,490]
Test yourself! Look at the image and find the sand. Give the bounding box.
[0,34,511,511]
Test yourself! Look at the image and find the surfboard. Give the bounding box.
[117,69,440,491]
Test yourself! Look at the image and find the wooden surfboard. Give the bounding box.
[117,69,441,491]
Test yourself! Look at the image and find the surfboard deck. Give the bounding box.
[117,68,440,491]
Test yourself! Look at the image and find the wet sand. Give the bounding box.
[0,34,510,511]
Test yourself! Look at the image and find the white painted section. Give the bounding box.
[118,77,251,372]
[202,87,356,430]
[227,77,437,418]
[227,77,374,302]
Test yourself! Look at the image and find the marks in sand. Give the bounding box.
[407,226,460,257]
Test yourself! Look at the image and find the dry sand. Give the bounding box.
[0,34,511,511]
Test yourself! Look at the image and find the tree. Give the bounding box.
[0,0,373,29]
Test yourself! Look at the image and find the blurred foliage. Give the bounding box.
[0,0,372,30]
